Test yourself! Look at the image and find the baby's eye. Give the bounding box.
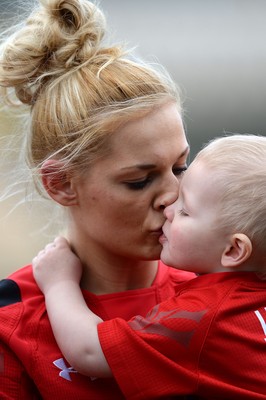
[172,166,187,177]
[125,177,152,190]
[178,209,189,216]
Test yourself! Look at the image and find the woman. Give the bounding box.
[0,0,194,398]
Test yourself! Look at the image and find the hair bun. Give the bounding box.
[43,0,106,67]
[0,0,107,105]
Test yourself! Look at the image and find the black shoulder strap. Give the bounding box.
[0,279,22,307]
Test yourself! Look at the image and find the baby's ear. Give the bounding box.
[41,160,78,206]
[221,233,252,268]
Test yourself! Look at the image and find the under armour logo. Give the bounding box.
[53,358,78,381]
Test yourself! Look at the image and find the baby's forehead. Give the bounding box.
[181,159,222,196]
[183,158,204,179]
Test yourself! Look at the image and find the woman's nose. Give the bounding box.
[154,175,180,211]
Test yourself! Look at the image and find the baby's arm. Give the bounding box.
[32,237,112,377]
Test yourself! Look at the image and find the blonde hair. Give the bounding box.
[0,0,181,197]
[195,134,266,253]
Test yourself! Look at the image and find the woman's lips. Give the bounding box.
[159,232,167,244]
[150,228,163,236]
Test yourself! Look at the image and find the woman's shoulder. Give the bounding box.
[0,264,43,309]
[0,264,45,340]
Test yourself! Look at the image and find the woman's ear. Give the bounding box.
[41,160,78,206]
[221,233,252,269]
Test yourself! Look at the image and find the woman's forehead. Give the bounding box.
[108,104,187,154]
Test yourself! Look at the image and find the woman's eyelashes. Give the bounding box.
[125,177,152,190]
[124,166,187,191]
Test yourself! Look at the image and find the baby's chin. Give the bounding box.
[160,248,172,267]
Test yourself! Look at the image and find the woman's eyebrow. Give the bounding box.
[121,146,190,172]
[121,164,156,171]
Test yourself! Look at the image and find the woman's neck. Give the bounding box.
[68,235,159,295]
[80,258,159,294]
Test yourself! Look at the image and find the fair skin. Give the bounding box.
[42,102,189,294]
[160,160,253,273]
[33,157,254,378]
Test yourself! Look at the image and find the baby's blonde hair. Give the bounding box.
[195,134,266,253]
[0,0,181,196]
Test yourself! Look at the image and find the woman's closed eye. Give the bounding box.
[124,177,152,190]
[124,166,187,191]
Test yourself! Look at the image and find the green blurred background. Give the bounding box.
[1,0,265,277]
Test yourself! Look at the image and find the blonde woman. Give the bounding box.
[0,0,194,398]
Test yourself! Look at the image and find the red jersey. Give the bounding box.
[99,271,266,400]
[0,262,194,399]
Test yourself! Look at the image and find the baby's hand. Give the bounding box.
[32,236,82,295]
